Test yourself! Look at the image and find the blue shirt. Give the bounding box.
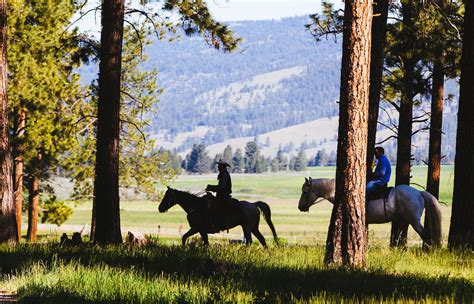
[373,154,391,185]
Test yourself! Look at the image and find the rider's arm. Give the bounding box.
[374,157,388,179]
[206,184,219,192]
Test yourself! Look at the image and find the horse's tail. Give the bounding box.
[421,191,442,248]
[254,201,278,242]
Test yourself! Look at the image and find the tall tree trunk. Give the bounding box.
[366,0,389,175]
[325,0,372,268]
[13,109,26,240]
[90,186,96,240]
[448,0,474,250]
[92,0,125,244]
[391,1,417,247]
[26,172,39,242]
[0,0,17,244]
[426,57,444,199]
[26,152,41,242]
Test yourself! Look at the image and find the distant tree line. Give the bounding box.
[179,141,312,174]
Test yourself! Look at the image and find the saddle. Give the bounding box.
[203,193,238,232]
[368,185,393,201]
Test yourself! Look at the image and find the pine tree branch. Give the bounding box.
[378,121,398,134]
[376,135,397,145]
[123,20,144,58]
[64,6,101,35]
[120,119,146,142]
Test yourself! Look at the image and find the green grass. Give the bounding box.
[0,242,472,303]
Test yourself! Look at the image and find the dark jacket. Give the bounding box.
[207,170,232,198]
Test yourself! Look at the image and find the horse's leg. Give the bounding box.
[199,232,209,245]
[252,228,267,248]
[390,217,409,247]
[182,228,198,246]
[243,226,252,245]
[410,221,428,245]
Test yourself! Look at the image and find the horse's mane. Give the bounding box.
[312,178,336,200]
[172,188,206,204]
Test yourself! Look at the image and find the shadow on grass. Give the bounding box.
[1,243,472,302]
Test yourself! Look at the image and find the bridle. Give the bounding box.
[305,179,326,206]
[162,188,177,211]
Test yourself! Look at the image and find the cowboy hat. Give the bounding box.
[216,159,231,167]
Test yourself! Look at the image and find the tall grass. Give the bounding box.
[1,242,472,303]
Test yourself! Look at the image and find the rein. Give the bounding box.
[307,179,331,205]
[193,190,207,197]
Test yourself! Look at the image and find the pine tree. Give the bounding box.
[222,145,233,163]
[232,149,244,173]
[255,154,267,173]
[92,0,240,244]
[293,151,307,172]
[271,157,279,172]
[8,0,83,241]
[186,144,211,174]
[276,149,288,171]
[366,0,389,175]
[449,0,474,250]
[325,0,372,267]
[0,0,17,243]
[66,26,178,204]
[244,141,258,173]
[314,149,329,166]
[419,1,462,199]
[93,0,126,244]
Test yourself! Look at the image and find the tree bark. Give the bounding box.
[13,109,26,240]
[391,1,418,247]
[325,0,372,268]
[26,152,41,242]
[26,171,39,242]
[448,0,474,250]
[426,57,444,199]
[366,0,389,175]
[395,1,417,187]
[92,0,125,244]
[0,0,18,244]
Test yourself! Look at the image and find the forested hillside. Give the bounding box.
[145,16,341,138]
[80,15,459,162]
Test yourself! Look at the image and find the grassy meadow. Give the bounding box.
[41,165,454,245]
[0,242,472,302]
[3,165,471,302]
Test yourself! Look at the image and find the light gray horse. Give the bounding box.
[298,177,442,247]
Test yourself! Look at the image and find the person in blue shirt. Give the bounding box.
[366,147,391,199]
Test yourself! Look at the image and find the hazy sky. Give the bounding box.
[206,0,323,21]
[74,1,326,36]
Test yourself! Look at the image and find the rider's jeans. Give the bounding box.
[366,181,383,201]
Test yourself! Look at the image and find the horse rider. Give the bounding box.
[205,159,232,230]
[366,147,391,200]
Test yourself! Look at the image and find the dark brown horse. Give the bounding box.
[159,187,278,247]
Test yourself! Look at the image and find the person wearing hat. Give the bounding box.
[205,159,232,230]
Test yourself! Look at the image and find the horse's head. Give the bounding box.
[298,177,319,212]
[159,187,177,213]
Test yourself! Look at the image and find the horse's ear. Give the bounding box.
[305,177,309,183]
[167,186,170,189]
[309,177,312,181]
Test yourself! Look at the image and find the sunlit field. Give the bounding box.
[2,165,473,302]
[38,165,454,246]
